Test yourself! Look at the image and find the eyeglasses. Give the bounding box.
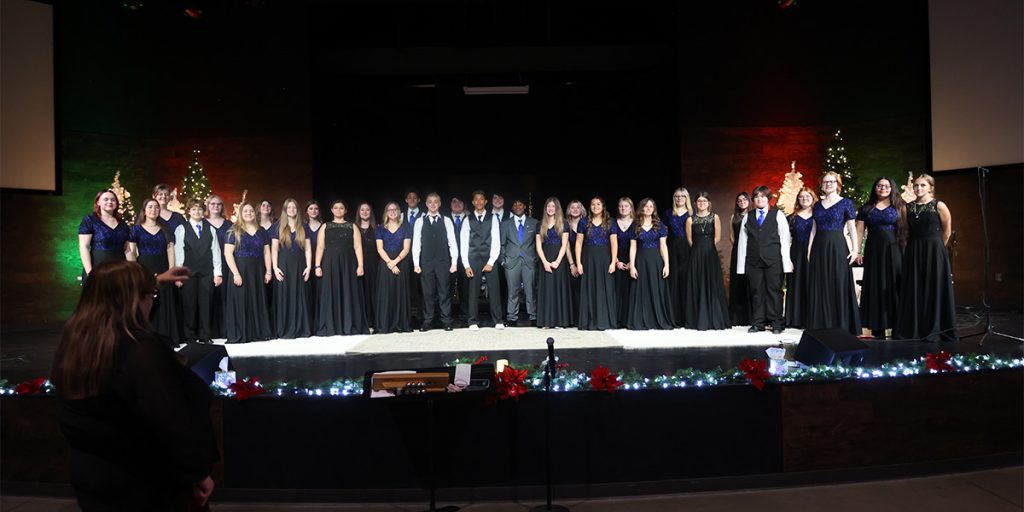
[822,180,838,184]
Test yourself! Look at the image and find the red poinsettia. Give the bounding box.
[739,358,772,391]
[589,365,623,393]
[228,377,266,401]
[495,365,528,401]
[925,351,954,372]
[14,377,48,395]
[473,355,488,365]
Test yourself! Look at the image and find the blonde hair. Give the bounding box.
[277,198,307,249]
[381,201,403,229]
[232,202,259,241]
[565,200,584,220]
[617,197,636,221]
[672,187,692,216]
[542,197,565,235]
[915,173,936,190]
[791,187,819,214]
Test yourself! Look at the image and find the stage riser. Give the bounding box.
[2,370,1020,495]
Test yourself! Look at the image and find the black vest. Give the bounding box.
[467,212,493,265]
[744,207,782,268]
[182,219,214,274]
[421,216,449,266]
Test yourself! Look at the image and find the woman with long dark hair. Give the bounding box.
[684,192,730,330]
[856,176,906,338]
[628,198,675,330]
[303,200,323,329]
[356,202,379,332]
[315,200,367,335]
[52,260,216,511]
[271,198,313,338]
[728,192,751,325]
[575,196,618,330]
[129,198,181,345]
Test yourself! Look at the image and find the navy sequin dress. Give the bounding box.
[627,223,674,330]
[271,224,312,339]
[374,223,412,333]
[78,215,130,281]
[537,222,574,328]
[806,198,861,335]
[610,219,635,328]
[577,221,617,330]
[858,205,902,333]
[684,214,730,330]
[208,219,233,339]
[785,214,814,328]
[318,222,367,336]
[896,201,957,342]
[664,209,690,327]
[130,224,181,344]
[224,228,272,343]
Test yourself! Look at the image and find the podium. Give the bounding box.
[363,364,496,512]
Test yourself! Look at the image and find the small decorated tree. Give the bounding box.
[823,129,867,205]
[775,161,805,214]
[900,171,917,203]
[180,149,213,204]
[110,170,137,225]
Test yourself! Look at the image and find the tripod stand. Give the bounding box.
[960,166,1024,346]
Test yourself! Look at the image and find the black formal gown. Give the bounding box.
[272,225,312,339]
[664,210,690,327]
[806,199,861,335]
[611,220,635,328]
[895,200,957,342]
[728,214,751,326]
[318,221,368,336]
[374,223,413,333]
[858,205,902,333]
[209,218,233,339]
[537,223,574,328]
[627,223,675,330]
[130,225,181,346]
[785,214,813,329]
[684,214,730,330]
[224,228,273,343]
[567,217,584,326]
[358,224,379,330]
[305,222,322,332]
[577,222,617,330]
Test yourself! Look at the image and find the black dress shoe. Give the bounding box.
[748,326,762,333]
[420,323,431,332]
[771,326,785,334]
[444,325,453,332]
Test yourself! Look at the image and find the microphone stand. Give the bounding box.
[529,338,569,512]
[961,167,1023,345]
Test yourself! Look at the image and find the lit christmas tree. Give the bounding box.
[180,149,213,204]
[110,170,137,225]
[823,129,867,205]
[900,171,917,203]
[775,161,805,214]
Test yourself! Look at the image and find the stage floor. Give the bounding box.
[3,309,1022,385]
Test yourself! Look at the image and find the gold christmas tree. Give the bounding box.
[167,187,185,214]
[110,170,137,225]
[231,189,248,222]
[776,161,805,214]
[900,172,917,203]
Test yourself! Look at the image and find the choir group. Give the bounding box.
[77,172,958,345]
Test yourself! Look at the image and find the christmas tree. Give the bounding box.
[231,189,249,222]
[110,170,137,225]
[775,161,805,214]
[180,149,213,204]
[900,171,917,203]
[823,129,867,205]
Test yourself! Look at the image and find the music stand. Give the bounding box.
[364,364,496,512]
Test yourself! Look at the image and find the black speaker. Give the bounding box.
[794,328,871,366]
[178,343,232,384]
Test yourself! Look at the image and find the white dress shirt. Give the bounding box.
[173,223,223,277]
[459,210,501,267]
[411,214,459,268]
[735,208,793,274]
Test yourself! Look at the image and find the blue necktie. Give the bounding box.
[756,209,765,226]
[517,220,524,257]
[195,223,202,237]
[455,216,462,231]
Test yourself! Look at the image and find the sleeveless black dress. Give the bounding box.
[895,201,957,342]
[684,214,730,330]
[317,222,367,336]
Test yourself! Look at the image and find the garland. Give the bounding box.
[3,353,1020,399]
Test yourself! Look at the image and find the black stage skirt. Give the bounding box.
[578,244,617,330]
[806,230,861,335]
[225,256,273,343]
[318,246,367,336]
[784,240,810,329]
[728,241,750,326]
[627,247,675,330]
[666,235,690,327]
[860,229,902,332]
[537,244,574,328]
[360,246,379,329]
[274,249,311,339]
[895,235,957,342]
[83,248,125,283]
[374,250,412,334]
[138,253,181,345]
[211,253,229,339]
[684,241,730,330]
